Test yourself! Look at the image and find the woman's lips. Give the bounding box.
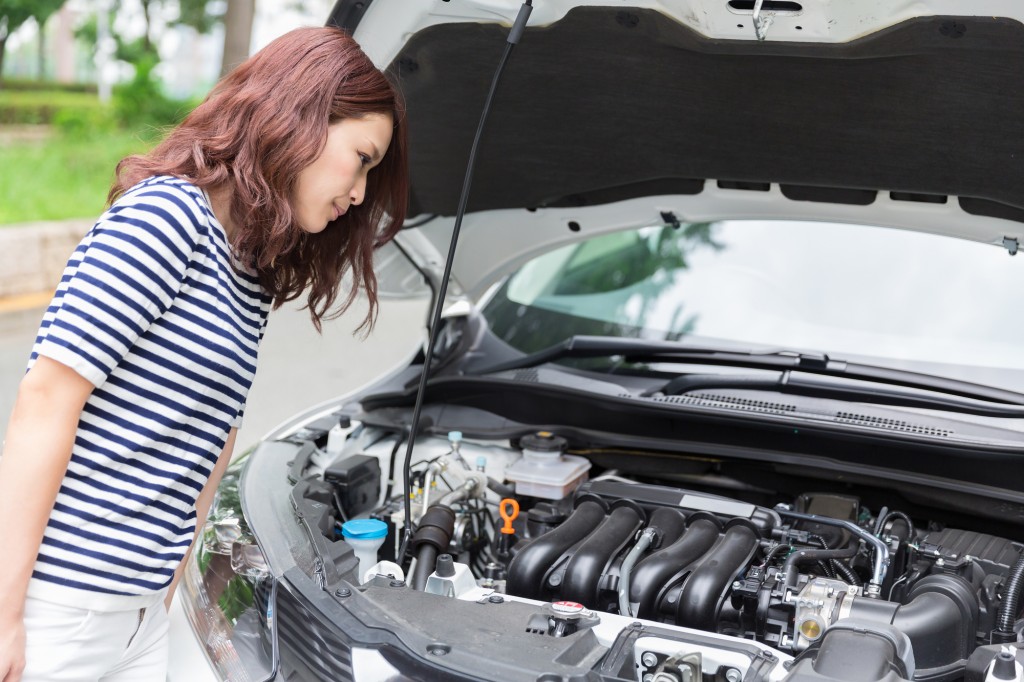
[332,204,346,221]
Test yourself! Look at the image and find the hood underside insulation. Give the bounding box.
[388,8,1024,220]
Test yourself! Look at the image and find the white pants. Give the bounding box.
[21,596,169,682]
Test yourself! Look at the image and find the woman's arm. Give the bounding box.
[164,428,238,610]
[0,356,94,682]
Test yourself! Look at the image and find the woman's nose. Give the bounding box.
[350,175,367,206]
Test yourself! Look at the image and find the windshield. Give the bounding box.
[481,220,1024,386]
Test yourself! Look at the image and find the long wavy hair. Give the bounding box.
[111,27,409,332]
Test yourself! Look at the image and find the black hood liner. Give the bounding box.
[388,7,1024,218]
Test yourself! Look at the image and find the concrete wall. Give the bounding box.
[0,220,91,298]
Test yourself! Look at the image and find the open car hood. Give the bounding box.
[335,0,1024,297]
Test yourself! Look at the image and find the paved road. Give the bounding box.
[0,296,427,452]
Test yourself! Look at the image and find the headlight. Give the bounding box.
[181,458,278,682]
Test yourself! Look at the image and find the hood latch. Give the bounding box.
[1003,236,1019,256]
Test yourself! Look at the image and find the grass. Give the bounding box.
[0,88,105,124]
[0,128,159,224]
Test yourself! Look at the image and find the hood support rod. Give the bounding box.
[398,0,534,565]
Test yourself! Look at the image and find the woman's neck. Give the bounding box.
[206,185,237,242]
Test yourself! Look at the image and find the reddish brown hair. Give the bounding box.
[112,27,408,332]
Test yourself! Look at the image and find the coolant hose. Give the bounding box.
[618,528,657,617]
[778,508,889,594]
[782,546,858,591]
[996,549,1024,638]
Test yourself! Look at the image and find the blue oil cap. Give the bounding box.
[341,519,388,540]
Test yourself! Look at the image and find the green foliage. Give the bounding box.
[176,0,222,34]
[27,0,63,28]
[111,54,193,128]
[0,0,35,41]
[0,87,103,123]
[52,104,117,137]
[0,128,156,224]
[0,78,96,93]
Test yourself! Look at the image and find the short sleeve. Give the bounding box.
[33,186,203,387]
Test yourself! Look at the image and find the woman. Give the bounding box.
[0,26,407,681]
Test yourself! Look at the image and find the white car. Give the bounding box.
[170,1,1024,680]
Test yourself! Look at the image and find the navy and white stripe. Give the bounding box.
[26,176,271,609]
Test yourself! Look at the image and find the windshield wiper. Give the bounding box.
[468,335,1024,409]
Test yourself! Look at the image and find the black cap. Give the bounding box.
[435,553,456,578]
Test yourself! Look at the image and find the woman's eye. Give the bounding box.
[359,153,371,167]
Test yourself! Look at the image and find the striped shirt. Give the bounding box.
[25,175,271,610]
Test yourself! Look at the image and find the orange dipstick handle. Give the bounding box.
[499,498,520,535]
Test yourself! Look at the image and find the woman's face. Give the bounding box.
[293,112,394,234]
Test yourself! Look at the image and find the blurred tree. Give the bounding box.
[219,0,254,77]
[0,0,35,85]
[32,0,65,79]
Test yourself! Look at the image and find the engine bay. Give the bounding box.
[287,418,1024,682]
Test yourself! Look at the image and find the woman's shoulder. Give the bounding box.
[118,175,207,211]
[95,175,218,252]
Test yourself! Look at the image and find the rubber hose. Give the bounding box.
[411,545,438,591]
[762,544,792,565]
[880,511,915,541]
[783,546,858,591]
[808,534,836,579]
[832,558,862,586]
[997,549,1024,635]
[409,505,456,590]
[486,477,515,498]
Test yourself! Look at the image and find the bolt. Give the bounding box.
[389,579,405,588]
[732,580,742,590]
[488,594,504,604]
[335,587,351,598]
[641,651,659,667]
[725,669,742,682]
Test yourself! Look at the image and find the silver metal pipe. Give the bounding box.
[618,528,657,617]
[776,508,890,595]
[439,479,478,507]
[421,462,442,517]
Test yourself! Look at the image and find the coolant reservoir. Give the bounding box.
[504,432,590,500]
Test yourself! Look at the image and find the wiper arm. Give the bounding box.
[469,335,1024,408]
[660,373,1024,418]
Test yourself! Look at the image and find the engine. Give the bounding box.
[504,479,1006,682]
[307,426,1024,682]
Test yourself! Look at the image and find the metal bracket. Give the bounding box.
[752,0,775,41]
[1003,236,1019,256]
